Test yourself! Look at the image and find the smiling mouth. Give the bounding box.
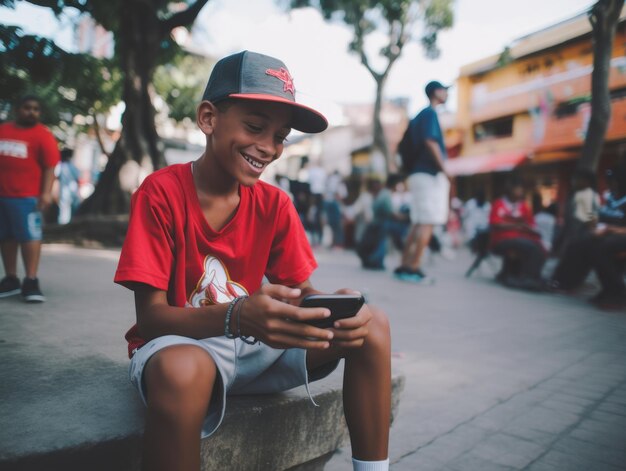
[242,153,265,169]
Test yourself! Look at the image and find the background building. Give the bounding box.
[447,5,626,209]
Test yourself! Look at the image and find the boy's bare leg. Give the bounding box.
[142,345,217,471]
[307,307,391,460]
[1,240,19,276]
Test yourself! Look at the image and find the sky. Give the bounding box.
[1,0,598,121]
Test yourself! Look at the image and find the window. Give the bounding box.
[473,116,514,141]
[554,87,626,119]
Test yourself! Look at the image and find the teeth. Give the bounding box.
[243,154,264,169]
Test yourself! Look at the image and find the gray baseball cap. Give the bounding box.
[202,50,328,134]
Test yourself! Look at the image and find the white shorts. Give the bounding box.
[407,172,450,225]
[129,335,338,438]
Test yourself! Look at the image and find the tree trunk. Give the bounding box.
[78,0,166,216]
[578,0,623,172]
[373,77,391,173]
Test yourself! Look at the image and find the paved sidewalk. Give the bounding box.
[314,249,626,471]
[1,244,625,470]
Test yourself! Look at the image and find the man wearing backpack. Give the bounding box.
[394,81,451,283]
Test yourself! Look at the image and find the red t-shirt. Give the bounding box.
[489,197,542,248]
[114,163,317,357]
[0,122,60,197]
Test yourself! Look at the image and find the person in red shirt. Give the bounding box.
[114,51,391,471]
[489,176,546,291]
[0,95,60,302]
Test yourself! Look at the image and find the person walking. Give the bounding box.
[0,95,60,302]
[395,81,451,283]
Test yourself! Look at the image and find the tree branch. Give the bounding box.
[160,0,210,37]
[353,18,381,81]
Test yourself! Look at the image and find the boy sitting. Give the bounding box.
[114,51,391,471]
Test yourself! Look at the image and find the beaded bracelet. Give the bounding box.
[224,296,243,339]
[235,296,259,345]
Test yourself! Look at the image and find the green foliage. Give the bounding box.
[154,53,215,122]
[0,24,122,125]
[290,0,454,65]
[420,0,453,59]
[496,46,512,68]
[0,0,207,125]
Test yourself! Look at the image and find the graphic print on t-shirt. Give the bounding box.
[0,139,28,159]
[188,255,248,307]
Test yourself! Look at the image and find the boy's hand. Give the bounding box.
[239,284,334,350]
[327,288,372,348]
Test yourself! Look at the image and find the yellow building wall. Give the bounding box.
[457,25,626,158]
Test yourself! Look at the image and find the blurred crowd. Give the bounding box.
[274,163,626,311]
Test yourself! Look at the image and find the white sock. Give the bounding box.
[352,457,389,471]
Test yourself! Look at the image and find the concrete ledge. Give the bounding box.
[0,347,403,471]
[202,374,404,470]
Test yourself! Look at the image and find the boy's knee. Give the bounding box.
[145,345,217,399]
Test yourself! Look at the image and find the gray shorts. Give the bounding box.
[129,335,338,438]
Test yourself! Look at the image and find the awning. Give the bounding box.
[444,150,528,177]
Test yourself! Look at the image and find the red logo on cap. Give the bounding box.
[266,67,295,95]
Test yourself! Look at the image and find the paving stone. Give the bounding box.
[583,373,625,387]
[534,377,575,392]
[391,453,447,471]
[538,450,623,471]
[524,461,561,471]
[468,403,527,431]
[554,366,596,381]
[596,402,626,417]
[605,391,626,406]
[468,433,545,468]
[577,418,626,435]
[539,398,590,415]
[570,424,626,449]
[589,409,626,425]
[547,392,596,408]
[411,424,490,464]
[445,452,516,471]
[500,424,558,447]
[504,406,580,435]
[552,436,626,468]
[554,385,608,401]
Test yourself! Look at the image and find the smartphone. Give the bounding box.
[300,294,365,329]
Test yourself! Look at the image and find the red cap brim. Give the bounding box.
[229,93,328,134]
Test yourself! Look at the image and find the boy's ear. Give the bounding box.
[197,101,218,135]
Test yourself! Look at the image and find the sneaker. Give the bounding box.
[21,277,45,303]
[0,275,21,298]
[393,266,407,275]
[394,267,435,284]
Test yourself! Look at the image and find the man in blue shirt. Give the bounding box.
[395,81,451,283]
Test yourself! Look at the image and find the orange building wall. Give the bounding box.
[457,24,626,157]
